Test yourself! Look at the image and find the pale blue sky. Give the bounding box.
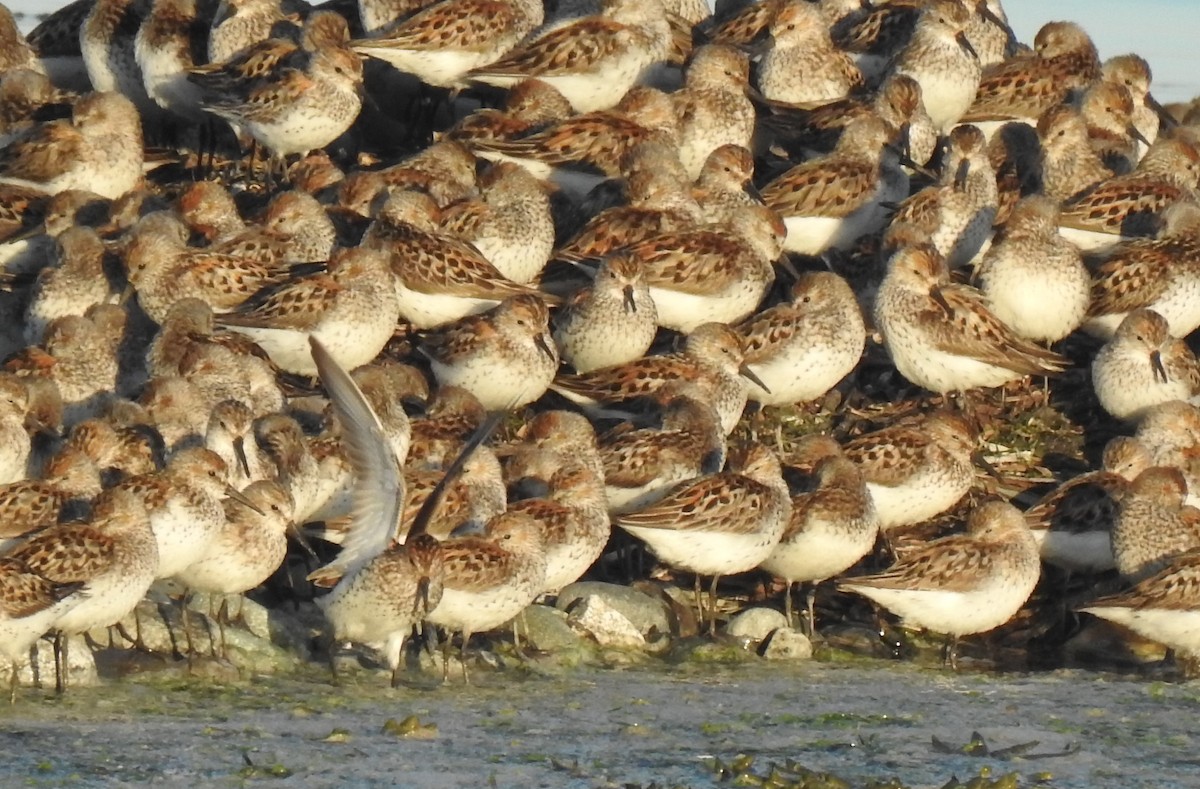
[1005,0,1199,103]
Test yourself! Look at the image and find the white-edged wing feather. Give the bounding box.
[308,335,404,581]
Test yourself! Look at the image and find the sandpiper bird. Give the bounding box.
[1111,466,1200,584]
[620,203,784,333]
[761,114,907,257]
[81,0,158,119]
[134,0,213,124]
[975,195,1090,344]
[0,91,143,200]
[1037,104,1116,204]
[22,225,118,346]
[839,499,1040,668]
[505,454,609,594]
[1102,53,1171,160]
[305,336,452,687]
[351,0,543,88]
[1079,81,1146,177]
[736,271,865,407]
[0,555,84,701]
[440,77,574,154]
[615,444,791,632]
[843,410,977,532]
[7,487,157,693]
[552,251,658,374]
[552,321,768,435]
[1092,309,1200,423]
[887,124,997,269]
[873,245,1069,394]
[764,72,937,169]
[756,0,862,107]
[172,480,296,657]
[507,409,605,494]
[598,382,726,515]
[465,0,673,113]
[1057,136,1200,252]
[188,12,364,163]
[890,0,981,134]
[1082,203,1200,340]
[425,510,547,681]
[438,162,554,285]
[1025,436,1152,575]
[961,20,1100,135]
[113,446,258,582]
[464,85,680,185]
[761,435,879,632]
[122,211,297,323]
[419,294,559,411]
[1080,549,1200,668]
[361,189,551,330]
[215,247,401,377]
[673,45,755,180]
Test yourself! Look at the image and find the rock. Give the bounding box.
[726,607,788,643]
[567,596,645,649]
[520,604,591,655]
[556,582,672,637]
[762,627,813,661]
[675,639,755,664]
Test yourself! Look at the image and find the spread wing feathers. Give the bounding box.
[307,336,403,585]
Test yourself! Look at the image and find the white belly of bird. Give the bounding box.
[244,101,359,157]
[1055,226,1126,253]
[848,576,1034,636]
[984,264,1087,343]
[648,281,764,333]
[537,58,649,113]
[760,518,876,583]
[395,282,498,329]
[746,344,858,406]
[0,599,80,664]
[427,581,539,635]
[151,501,219,579]
[1082,607,1200,657]
[474,237,551,285]
[55,559,157,635]
[911,70,976,132]
[430,356,549,410]
[619,523,784,577]
[782,205,885,256]
[867,472,968,531]
[882,320,1025,392]
[543,528,609,592]
[358,46,499,88]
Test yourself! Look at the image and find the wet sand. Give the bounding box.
[3,661,1198,788]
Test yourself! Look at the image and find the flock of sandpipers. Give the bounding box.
[0,0,1198,699]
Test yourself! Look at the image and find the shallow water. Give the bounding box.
[3,661,1199,788]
